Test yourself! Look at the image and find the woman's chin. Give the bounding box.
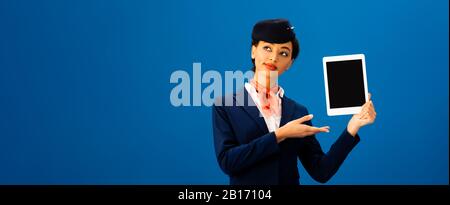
[256,68,278,74]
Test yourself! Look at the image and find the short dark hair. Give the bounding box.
[251,38,300,72]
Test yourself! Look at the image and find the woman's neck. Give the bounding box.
[253,70,279,89]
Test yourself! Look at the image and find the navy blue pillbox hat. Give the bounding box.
[252,19,296,43]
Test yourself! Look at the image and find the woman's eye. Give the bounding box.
[263,46,272,52]
[280,51,289,57]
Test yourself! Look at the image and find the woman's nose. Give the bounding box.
[269,53,278,62]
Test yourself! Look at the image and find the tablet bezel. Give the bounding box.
[322,54,368,116]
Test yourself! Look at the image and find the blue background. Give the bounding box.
[0,0,448,185]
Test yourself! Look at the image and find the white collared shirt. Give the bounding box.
[245,82,284,132]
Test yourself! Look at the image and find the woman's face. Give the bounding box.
[252,40,293,76]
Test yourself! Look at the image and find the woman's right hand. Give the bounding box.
[275,114,330,143]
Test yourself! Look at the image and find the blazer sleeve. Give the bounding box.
[212,104,280,176]
[297,108,360,184]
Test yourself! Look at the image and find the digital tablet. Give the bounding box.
[322,54,368,116]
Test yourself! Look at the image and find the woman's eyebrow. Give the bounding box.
[281,46,291,51]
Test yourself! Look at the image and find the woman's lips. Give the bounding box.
[263,63,277,71]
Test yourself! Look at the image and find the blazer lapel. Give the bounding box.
[234,88,269,133]
[280,95,295,126]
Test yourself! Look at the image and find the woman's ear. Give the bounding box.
[251,45,256,60]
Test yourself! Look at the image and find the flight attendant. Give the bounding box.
[212,19,377,185]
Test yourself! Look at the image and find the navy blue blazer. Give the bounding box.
[212,88,360,185]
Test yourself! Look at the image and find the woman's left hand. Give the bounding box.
[347,93,377,136]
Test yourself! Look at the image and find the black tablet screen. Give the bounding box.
[326,59,365,108]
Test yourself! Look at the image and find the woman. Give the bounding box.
[212,19,376,185]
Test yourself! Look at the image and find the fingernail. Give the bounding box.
[310,114,313,118]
